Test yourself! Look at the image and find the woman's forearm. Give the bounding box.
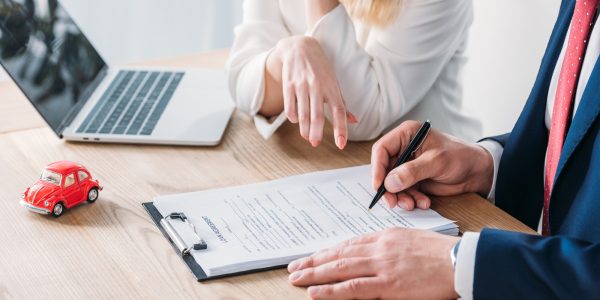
[260,48,285,117]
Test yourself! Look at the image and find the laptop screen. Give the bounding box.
[0,0,106,135]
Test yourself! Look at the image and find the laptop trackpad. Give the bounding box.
[151,69,234,143]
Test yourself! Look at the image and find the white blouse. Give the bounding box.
[225,0,482,142]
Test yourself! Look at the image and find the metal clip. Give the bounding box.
[160,212,208,256]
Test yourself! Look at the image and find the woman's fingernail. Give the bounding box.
[348,112,359,123]
[308,286,320,296]
[311,140,320,147]
[288,260,300,272]
[385,174,404,191]
[336,136,346,149]
[419,200,428,209]
[289,271,302,282]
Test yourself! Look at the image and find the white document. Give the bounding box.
[153,165,457,277]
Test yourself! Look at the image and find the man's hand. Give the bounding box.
[288,228,460,300]
[372,121,494,210]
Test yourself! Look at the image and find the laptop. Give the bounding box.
[0,0,234,146]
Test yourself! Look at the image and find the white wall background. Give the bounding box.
[463,0,561,136]
[0,0,563,136]
[60,0,242,63]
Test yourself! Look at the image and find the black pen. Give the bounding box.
[368,120,431,210]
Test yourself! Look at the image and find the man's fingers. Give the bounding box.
[346,111,359,124]
[419,181,466,197]
[309,91,325,147]
[396,192,416,211]
[327,92,348,150]
[307,277,384,300]
[371,121,424,190]
[383,192,398,209]
[288,233,380,272]
[406,188,431,209]
[384,151,439,193]
[288,244,373,273]
[371,148,390,190]
[380,190,427,210]
[289,258,377,287]
[296,85,310,140]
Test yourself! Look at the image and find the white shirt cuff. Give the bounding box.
[254,113,288,139]
[244,49,288,139]
[454,232,481,300]
[477,140,504,203]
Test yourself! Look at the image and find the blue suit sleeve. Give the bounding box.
[474,228,600,299]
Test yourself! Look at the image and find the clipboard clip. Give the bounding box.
[160,212,208,256]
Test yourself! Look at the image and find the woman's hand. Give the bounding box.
[288,228,460,300]
[263,36,357,149]
[371,121,494,210]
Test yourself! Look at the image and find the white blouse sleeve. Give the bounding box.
[225,0,291,139]
[308,0,473,141]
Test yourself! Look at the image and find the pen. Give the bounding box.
[368,120,431,210]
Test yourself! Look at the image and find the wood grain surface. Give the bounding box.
[0,81,47,134]
[0,50,534,300]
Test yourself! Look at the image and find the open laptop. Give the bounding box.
[0,0,234,146]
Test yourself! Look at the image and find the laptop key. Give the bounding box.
[113,72,159,134]
[126,72,172,135]
[76,71,126,133]
[140,72,185,135]
[84,71,135,133]
[98,71,147,134]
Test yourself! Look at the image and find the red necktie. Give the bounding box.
[544,0,599,236]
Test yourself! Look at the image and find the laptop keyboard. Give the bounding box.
[76,70,185,135]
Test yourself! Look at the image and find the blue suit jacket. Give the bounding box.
[473,0,600,298]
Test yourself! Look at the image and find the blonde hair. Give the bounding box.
[340,0,403,27]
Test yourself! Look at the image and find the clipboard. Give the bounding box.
[142,202,289,281]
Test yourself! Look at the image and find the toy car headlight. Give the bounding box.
[44,200,50,207]
[20,193,25,199]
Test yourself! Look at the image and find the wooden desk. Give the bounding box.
[0,51,535,299]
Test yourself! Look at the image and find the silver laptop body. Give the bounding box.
[0,0,234,146]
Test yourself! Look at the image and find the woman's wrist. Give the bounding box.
[266,44,283,81]
[261,44,285,116]
[261,36,317,117]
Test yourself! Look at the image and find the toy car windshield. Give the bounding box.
[40,169,61,185]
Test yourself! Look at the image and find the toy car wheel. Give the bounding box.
[52,202,65,218]
[87,187,99,203]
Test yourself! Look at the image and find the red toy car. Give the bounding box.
[19,161,102,217]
